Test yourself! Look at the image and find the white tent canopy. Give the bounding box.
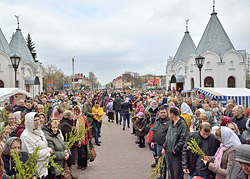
[184,88,250,107]
[0,88,31,102]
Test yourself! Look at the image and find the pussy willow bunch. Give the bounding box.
[48,155,65,175]
[44,105,49,118]
[149,155,165,179]
[0,108,8,122]
[58,103,68,112]
[187,138,205,157]
[11,146,40,179]
[65,122,92,151]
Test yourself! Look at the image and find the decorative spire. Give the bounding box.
[185,19,190,33]
[211,0,217,15]
[14,15,20,29]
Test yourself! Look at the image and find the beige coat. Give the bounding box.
[208,147,236,179]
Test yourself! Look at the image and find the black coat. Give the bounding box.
[145,107,159,123]
[151,116,170,146]
[13,105,26,112]
[60,117,74,141]
[163,117,188,155]
[121,102,132,114]
[182,131,220,175]
[113,97,123,111]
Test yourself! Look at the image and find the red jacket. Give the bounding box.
[148,124,154,143]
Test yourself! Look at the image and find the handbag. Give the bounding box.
[87,141,97,162]
[78,146,86,159]
[61,161,72,179]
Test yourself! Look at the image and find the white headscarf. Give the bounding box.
[181,103,193,116]
[221,126,241,148]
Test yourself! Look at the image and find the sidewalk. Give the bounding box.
[73,114,153,179]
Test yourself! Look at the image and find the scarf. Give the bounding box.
[214,127,241,167]
[214,143,229,167]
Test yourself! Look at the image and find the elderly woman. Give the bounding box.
[73,106,91,170]
[204,126,241,179]
[43,119,74,179]
[20,112,52,179]
[1,137,28,178]
[60,110,79,179]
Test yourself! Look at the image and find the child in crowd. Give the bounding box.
[135,112,146,148]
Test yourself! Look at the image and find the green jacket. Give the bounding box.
[43,127,68,176]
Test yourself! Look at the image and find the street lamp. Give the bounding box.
[10,54,21,88]
[195,56,205,87]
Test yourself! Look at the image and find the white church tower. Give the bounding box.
[166,3,247,90]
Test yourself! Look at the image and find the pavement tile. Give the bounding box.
[72,114,153,179]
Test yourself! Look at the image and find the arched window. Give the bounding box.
[227,76,235,88]
[204,77,214,87]
[191,78,194,89]
[0,80,4,88]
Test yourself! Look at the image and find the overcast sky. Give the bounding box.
[1,0,250,84]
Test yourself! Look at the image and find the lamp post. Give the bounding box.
[195,56,205,87]
[10,54,21,88]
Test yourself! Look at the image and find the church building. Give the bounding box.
[166,5,247,90]
[0,18,43,97]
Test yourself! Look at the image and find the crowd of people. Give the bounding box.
[0,89,249,179]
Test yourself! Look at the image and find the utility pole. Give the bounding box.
[72,56,75,91]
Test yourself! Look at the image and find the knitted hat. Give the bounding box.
[235,144,250,164]
[137,112,144,117]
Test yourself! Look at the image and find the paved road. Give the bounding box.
[73,114,153,179]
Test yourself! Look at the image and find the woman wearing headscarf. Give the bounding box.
[92,101,103,146]
[73,106,91,170]
[219,116,232,126]
[51,108,63,121]
[121,98,132,130]
[43,119,75,179]
[20,112,52,179]
[1,137,28,178]
[145,100,159,134]
[180,102,193,133]
[204,126,241,179]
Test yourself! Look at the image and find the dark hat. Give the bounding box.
[235,144,250,164]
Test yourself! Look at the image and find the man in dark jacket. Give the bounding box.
[232,105,248,134]
[151,106,170,179]
[162,107,188,179]
[113,94,123,125]
[13,99,26,112]
[182,122,220,179]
